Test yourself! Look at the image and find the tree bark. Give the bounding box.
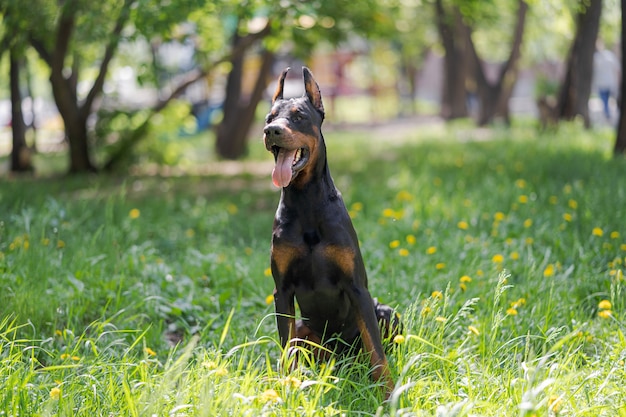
[468,0,528,126]
[434,0,468,120]
[557,0,602,128]
[9,50,33,172]
[215,32,275,159]
[615,0,626,155]
[30,0,135,173]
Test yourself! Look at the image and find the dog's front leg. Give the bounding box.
[273,287,300,372]
[351,288,395,398]
[274,288,296,348]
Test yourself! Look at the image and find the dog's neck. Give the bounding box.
[279,138,339,208]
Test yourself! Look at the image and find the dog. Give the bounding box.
[263,66,400,398]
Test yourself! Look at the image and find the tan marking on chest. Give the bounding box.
[272,244,304,276]
[321,245,355,276]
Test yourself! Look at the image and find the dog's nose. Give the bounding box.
[264,124,284,140]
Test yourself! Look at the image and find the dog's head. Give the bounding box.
[264,67,325,189]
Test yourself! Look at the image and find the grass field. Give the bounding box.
[1,120,625,416]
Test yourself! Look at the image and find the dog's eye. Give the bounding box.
[294,113,305,122]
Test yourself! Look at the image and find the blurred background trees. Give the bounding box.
[0,0,623,176]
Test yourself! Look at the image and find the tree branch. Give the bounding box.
[81,0,136,119]
[102,20,272,170]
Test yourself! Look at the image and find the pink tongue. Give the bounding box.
[272,148,297,188]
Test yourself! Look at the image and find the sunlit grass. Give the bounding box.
[1,121,625,415]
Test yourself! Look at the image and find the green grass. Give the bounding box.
[1,120,625,416]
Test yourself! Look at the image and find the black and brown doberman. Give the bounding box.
[263,67,400,397]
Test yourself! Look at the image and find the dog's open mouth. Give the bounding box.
[271,146,309,188]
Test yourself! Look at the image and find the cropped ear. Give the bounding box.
[272,67,290,104]
[302,66,325,116]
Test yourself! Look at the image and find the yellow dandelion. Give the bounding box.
[435,316,447,323]
[398,248,409,257]
[457,221,469,230]
[129,208,140,219]
[610,231,620,239]
[525,237,534,245]
[523,219,532,228]
[515,298,527,306]
[393,334,405,344]
[351,202,363,212]
[71,356,80,361]
[494,212,506,222]
[406,234,416,245]
[563,184,572,194]
[57,240,65,249]
[226,204,238,215]
[515,179,526,189]
[568,199,578,209]
[460,275,472,283]
[476,269,484,277]
[506,308,518,316]
[282,376,302,388]
[592,227,604,237]
[260,389,281,403]
[50,387,61,400]
[435,262,446,270]
[468,325,480,336]
[431,291,443,300]
[265,294,274,305]
[55,330,63,337]
[426,246,437,255]
[396,190,413,201]
[510,251,520,260]
[563,213,573,222]
[543,264,555,277]
[244,247,253,256]
[518,195,529,204]
[144,347,157,357]
[492,254,504,263]
[421,306,432,316]
[549,195,558,205]
[60,353,70,360]
[548,395,562,413]
[202,360,218,369]
[185,228,195,238]
[598,310,612,319]
[382,208,396,218]
[389,240,401,249]
[598,300,612,310]
[264,267,272,277]
[460,283,467,292]
[621,243,626,251]
[214,367,228,377]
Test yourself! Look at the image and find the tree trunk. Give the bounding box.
[49,68,96,173]
[9,50,33,172]
[215,47,275,159]
[557,0,602,128]
[615,0,626,155]
[435,0,468,120]
[469,0,528,126]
